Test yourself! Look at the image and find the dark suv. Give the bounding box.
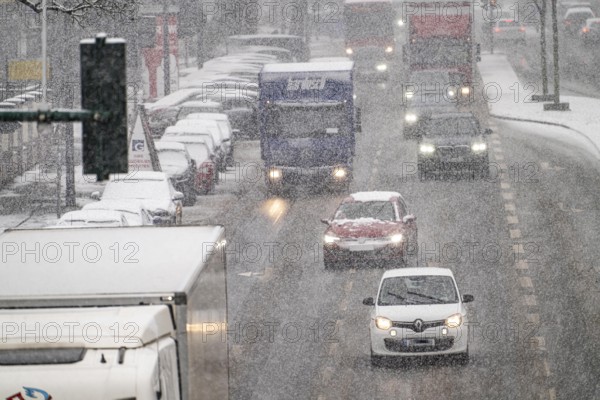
[416,112,492,178]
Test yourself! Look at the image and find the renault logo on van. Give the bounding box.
[413,319,424,333]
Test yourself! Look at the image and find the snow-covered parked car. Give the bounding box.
[155,141,198,206]
[184,112,236,167]
[55,209,128,228]
[82,199,153,226]
[363,267,474,366]
[321,191,417,268]
[92,172,183,225]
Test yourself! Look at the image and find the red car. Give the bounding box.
[322,191,417,268]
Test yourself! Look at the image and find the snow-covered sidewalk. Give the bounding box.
[478,53,600,159]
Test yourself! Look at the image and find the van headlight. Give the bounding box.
[346,47,353,55]
[324,234,340,244]
[471,142,487,152]
[419,144,435,154]
[445,313,462,328]
[376,316,392,330]
[385,46,394,53]
[397,19,404,27]
[405,113,417,123]
[447,89,456,98]
[268,168,282,180]
[333,167,347,179]
[390,233,403,243]
[461,86,471,96]
[376,64,388,71]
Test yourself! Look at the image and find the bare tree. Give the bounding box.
[15,0,140,25]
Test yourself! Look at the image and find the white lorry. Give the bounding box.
[0,226,228,400]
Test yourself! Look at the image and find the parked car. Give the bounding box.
[417,112,492,178]
[580,17,600,44]
[55,210,128,228]
[93,171,183,225]
[321,191,417,269]
[227,34,310,61]
[82,200,154,226]
[492,19,527,44]
[563,6,596,36]
[172,120,228,173]
[184,113,236,167]
[160,135,216,194]
[363,267,474,366]
[230,45,294,62]
[176,100,224,120]
[155,141,198,206]
[144,88,203,138]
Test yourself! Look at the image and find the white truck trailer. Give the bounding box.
[0,225,228,400]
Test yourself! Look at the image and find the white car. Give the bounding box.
[364,267,473,365]
[55,210,128,228]
[82,199,154,226]
[185,112,236,167]
[93,171,183,225]
[174,119,229,171]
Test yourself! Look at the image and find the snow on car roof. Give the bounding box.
[165,125,212,135]
[145,88,202,111]
[109,171,167,181]
[186,113,229,121]
[180,100,222,108]
[565,6,594,15]
[261,61,354,73]
[154,141,187,151]
[160,135,210,145]
[59,209,124,222]
[83,199,145,213]
[349,191,402,202]
[383,267,455,279]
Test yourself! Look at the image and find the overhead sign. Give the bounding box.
[8,60,50,81]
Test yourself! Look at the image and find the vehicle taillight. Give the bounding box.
[519,27,526,32]
[582,27,590,33]
[494,27,501,33]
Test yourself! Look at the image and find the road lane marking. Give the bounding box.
[340,297,349,311]
[501,182,511,190]
[493,147,504,153]
[524,295,538,306]
[531,336,547,351]
[510,228,521,238]
[543,359,551,377]
[526,313,540,324]
[541,162,565,172]
[513,243,525,254]
[344,280,353,293]
[519,276,533,288]
[505,203,516,212]
[516,260,529,269]
[502,192,514,200]
[495,154,505,161]
[327,342,339,357]
[549,388,556,400]
[507,215,519,225]
[492,139,502,145]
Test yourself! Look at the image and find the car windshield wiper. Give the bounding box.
[406,291,446,303]
[386,290,405,300]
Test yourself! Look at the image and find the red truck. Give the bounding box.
[403,0,478,84]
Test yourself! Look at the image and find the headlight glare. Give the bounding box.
[471,142,487,152]
[420,144,435,154]
[324,234,340,244]
[445,313,462,328]
[346,47,353,55]
[390,233,403,243]
[376,64,387,71]
[268,168,282,179]
[376,316,392,330]
[405,113,417,123]
[461,86,470,96]
[385,46,394,53]
[333,167,347,179]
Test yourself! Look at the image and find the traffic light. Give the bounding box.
[80,34,128,181]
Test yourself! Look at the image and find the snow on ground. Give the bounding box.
[479,53,600,159]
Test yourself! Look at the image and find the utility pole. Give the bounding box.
[544,0,569,111]
[163,2,171,96]
[532,0,553,102]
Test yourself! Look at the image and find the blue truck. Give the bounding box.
[259,62,359,193]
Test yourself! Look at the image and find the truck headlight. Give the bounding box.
[471,143,487,152]
[376,64,387,71]
[390,233,403,243]
[385,46,394,53]
[333,167,347,179]
[447,89,456,98]
[268,168,282,180]
[461,86,471,96]
[346,47,353,55]
[397,19,404,27]
[405,113,417,123]
[376,316,392,330]
[445,313,462,328]
[324,234,340,244]
[420,144,435,154]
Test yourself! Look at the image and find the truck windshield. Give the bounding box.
[424,118,480,136]
[344,6,394,40]
[411,41,470,68]
[265,104,349,139]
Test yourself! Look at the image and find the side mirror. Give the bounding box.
[320,218,331,225]
[484,128,493,135]
[462,294,474,303]
[190,159,197,169]
[223,138,231,143]
[173,191,184,201]
[403,214,416,223]
[91,191,101,200]
[363,297,375,306]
